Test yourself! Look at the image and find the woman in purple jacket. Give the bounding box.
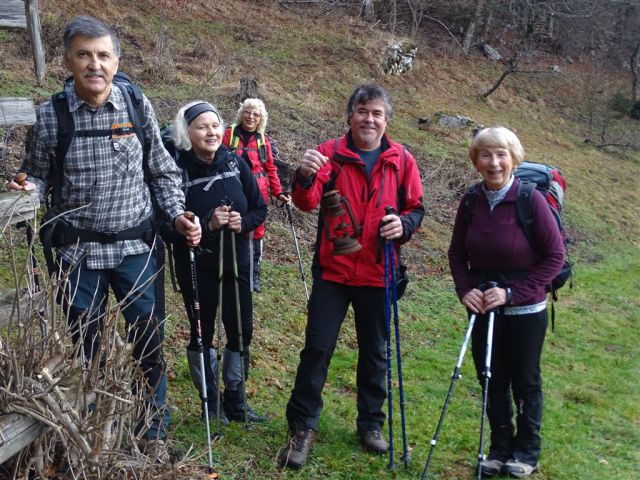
[448,126,564,478]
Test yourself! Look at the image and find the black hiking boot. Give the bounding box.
[223,389,268,422]
[358,429,389,454]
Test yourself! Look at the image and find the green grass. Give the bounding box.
[164,244,640,479]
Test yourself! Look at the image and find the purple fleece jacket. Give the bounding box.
[448,179,565,306]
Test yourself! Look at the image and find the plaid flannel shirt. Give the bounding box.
[24,82,185,269]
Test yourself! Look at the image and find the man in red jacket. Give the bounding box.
[279,84,424,469]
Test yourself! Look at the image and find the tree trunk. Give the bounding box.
[362,0,375,23]
[463,0,485,55]
[631,39,640,102]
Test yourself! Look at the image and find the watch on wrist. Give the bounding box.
[505,287,513,305]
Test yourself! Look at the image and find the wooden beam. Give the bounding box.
[25,0,45,85]
[0,413,47,464]
[0,390,98,464]
[0,289,45,329]
[0,0,26,28]
[0,190,40,226]
[0,97,36,126]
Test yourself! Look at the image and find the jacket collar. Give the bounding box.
[336,131,400,170]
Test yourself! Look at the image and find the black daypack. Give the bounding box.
[49,72,149,206]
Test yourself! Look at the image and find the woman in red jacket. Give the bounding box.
[223,98,290,292]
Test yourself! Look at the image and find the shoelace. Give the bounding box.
[291,430,311,451]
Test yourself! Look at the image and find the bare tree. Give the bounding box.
[463,0,485,54]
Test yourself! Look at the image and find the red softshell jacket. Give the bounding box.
[293,132,424,287]
[223,126,284,239]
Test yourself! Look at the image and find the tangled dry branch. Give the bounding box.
[0,208,195,479]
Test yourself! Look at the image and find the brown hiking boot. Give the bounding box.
[279,425,316,469]
[359,429,389,454]
[139,438,170,464]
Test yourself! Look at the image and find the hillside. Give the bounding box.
[1,1,639,479]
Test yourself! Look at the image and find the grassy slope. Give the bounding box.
[1,1,639,478]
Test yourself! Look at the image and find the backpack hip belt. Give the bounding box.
[50,215,155,247]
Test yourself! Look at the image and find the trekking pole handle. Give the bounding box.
[479,280,499,292]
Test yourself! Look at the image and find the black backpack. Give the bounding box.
[49,71,149,207]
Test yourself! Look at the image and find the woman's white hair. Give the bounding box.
[172,100,224,151]
[469,126,525,167]
[233,98,268,134]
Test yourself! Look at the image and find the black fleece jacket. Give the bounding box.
[164,145,266,271]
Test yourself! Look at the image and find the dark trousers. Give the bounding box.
[61,253,168,440]
[286,278,387,432]
[471,309,548,466]
[175,257,254,354]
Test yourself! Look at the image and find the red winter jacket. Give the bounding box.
[223,125,284,239]
[293,132,424,288]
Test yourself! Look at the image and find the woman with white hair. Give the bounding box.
[163,100,268,424]
[448,126,564,478]
[223,98,290,292]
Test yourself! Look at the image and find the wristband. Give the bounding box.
[505,287,513,305]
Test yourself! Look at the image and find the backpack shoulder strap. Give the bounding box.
[228,124,241,149]
[462,182,482,225]
[515,180,537,248]
[52,90,73,207]
[116,83,149,166]
[393,145,409,212]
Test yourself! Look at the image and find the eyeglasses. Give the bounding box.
[243,111,261,118]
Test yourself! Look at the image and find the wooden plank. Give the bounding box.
[0,0,26,28]
[0,97,36,126]
[0,390,98,464]
[0,190,40,226]
[0,289,45,329]
[25,0,45,84]
[0,413,47,464]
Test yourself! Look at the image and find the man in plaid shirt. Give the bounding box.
[10,15,200,461]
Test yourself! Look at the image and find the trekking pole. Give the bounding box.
[248,230,254,292]
[421,313,477,479]
[383,232,395,470]
[284,202,309,301]
[214,217,225,438]
[477,281,498,480]
[387,239,409,467]
[229,212,250,429]
[184,212,216,478]
[382,206,409,468]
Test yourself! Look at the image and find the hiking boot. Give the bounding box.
[223,389,268,422]
[279,425,316,469]
[253,272,261,292]
[139,438,170,464]
[477,458,505,478]
[203,401,230,426]
[504,459,537,478]
[359,429,389,454]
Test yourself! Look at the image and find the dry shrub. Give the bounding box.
[0,212,195,478]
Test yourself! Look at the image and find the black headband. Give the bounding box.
[185,102,217,125]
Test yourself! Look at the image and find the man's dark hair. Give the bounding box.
[346,83,393,122]
[63,15,121,58]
